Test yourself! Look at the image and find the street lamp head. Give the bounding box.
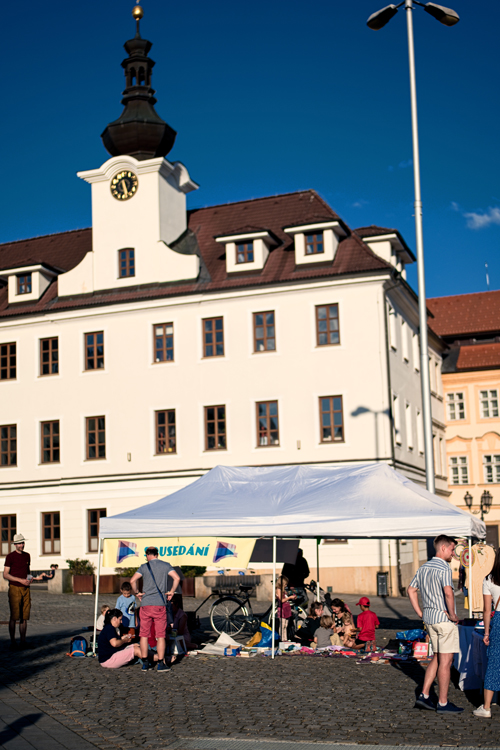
[423,3,460,26]
[464,491,473,510]
[481,489,493,513]
[367,4,399,30]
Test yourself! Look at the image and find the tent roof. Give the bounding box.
[99,463,485,540]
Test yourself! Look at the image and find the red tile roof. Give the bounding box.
[456,342,500,371]
[355,225,399,237]
[427,291,500,338]
[0,191,391,320]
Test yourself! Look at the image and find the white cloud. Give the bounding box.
[464,206,500,230]
[398,159,413,169]
[352,199,369,208]
[450,201,460,212]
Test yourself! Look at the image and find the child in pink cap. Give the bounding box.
[355,596,380,652]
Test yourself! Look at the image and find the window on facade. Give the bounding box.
[450,456,469,485]
[319,396,344,443]
[480,390,499,419]
[118,248,135,278]
[1,515,16,556]
[40,337,59,376]
[0,425,16,467]
[155,410,176,454]
[86,417,106,460]
[88,509,106,552]
[256,401,279,446]
[154,324,174,363]
[42,512,60,555]
[405,403,413,450]
[305,232,324,255]
[401,320,409,362]
[85,332,104,370]
[484,455,500,484]
[416,410,424,454]
[393,393,401,445]
[205,406,226,450]
[236,242,254,264]
[412,332,420,371]
[254,312,276,352]
[203,318,224,357]
[447,392,465,421]
[0,343,16,381]
[388,305,397,350]
[316,304,340,346]
[17,274,31,295]
[41,421,60,464]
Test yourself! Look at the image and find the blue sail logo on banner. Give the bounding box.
[213,540,237,564]
[117,540,138,563]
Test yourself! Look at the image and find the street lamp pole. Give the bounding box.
[367,0,459,494]
[404,0,435,493]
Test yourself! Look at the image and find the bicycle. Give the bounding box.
[209,582,307,637]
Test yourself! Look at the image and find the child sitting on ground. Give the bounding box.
[341,612,360,648]
[355,596,380,651]
[314,614,334,648]
[96,604,110,633]
[115,582,136,631]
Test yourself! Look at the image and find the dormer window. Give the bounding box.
[305,233,324,255]
[17,274,32,295]
[284,221,347,267]
[118,248,135,278]
[236,242,254,264]
[216,230,278,274]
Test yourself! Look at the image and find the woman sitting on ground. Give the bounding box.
[295,601,324,645]
[330,598,350,640]
[98,608,142,669]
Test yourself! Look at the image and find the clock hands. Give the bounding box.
[120,179,129,199]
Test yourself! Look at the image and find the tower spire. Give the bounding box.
[101,3,177,161]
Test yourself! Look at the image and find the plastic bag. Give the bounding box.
[259,622,279,648]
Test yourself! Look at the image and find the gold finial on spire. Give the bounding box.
[132,4,144,20]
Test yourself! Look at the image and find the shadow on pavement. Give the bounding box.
[0,713,43,743]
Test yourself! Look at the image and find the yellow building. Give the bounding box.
[428,291,500,547]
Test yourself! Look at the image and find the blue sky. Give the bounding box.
[3,0,499,298]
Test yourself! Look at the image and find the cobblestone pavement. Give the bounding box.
[0,592,498,749]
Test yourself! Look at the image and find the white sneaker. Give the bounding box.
[473,705,491,718]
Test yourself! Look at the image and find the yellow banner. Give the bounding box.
[103,537,256,569]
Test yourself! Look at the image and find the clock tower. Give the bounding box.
[59,3,199,297]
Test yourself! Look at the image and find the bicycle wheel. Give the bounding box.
[210,597,249,636]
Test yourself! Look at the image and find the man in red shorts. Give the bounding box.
[3,534,39,649]
[130,547,180,673]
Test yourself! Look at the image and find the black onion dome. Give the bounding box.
[101,11,176,161]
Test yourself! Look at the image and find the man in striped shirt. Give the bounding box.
[407,534,463,714]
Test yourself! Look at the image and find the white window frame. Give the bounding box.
[405,402,413,450]
[393,393,401,445]
[447,392,465,421]
[484,454,500,484]
[416,410,424,454]
[412,332,420,372]
[449,455,469,485]
[388,305,397,351]
[401,319,409,363]
[480,389,499,419]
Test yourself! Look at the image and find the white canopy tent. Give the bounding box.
[100,463,485,538]
[96,463,486,655]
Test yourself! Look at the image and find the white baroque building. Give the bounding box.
[0,10,447,594]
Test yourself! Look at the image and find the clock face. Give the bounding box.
[110,170,138,201]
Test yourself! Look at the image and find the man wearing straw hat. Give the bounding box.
[3,534,39,649]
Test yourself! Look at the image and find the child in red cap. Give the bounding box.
[355,597,380,652]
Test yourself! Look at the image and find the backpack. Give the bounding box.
[69,636,88,658]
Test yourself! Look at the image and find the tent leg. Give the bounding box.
[93,537,102,656]
[316,538,321,602]
[468,536,472,619]
[272,536,276,660]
